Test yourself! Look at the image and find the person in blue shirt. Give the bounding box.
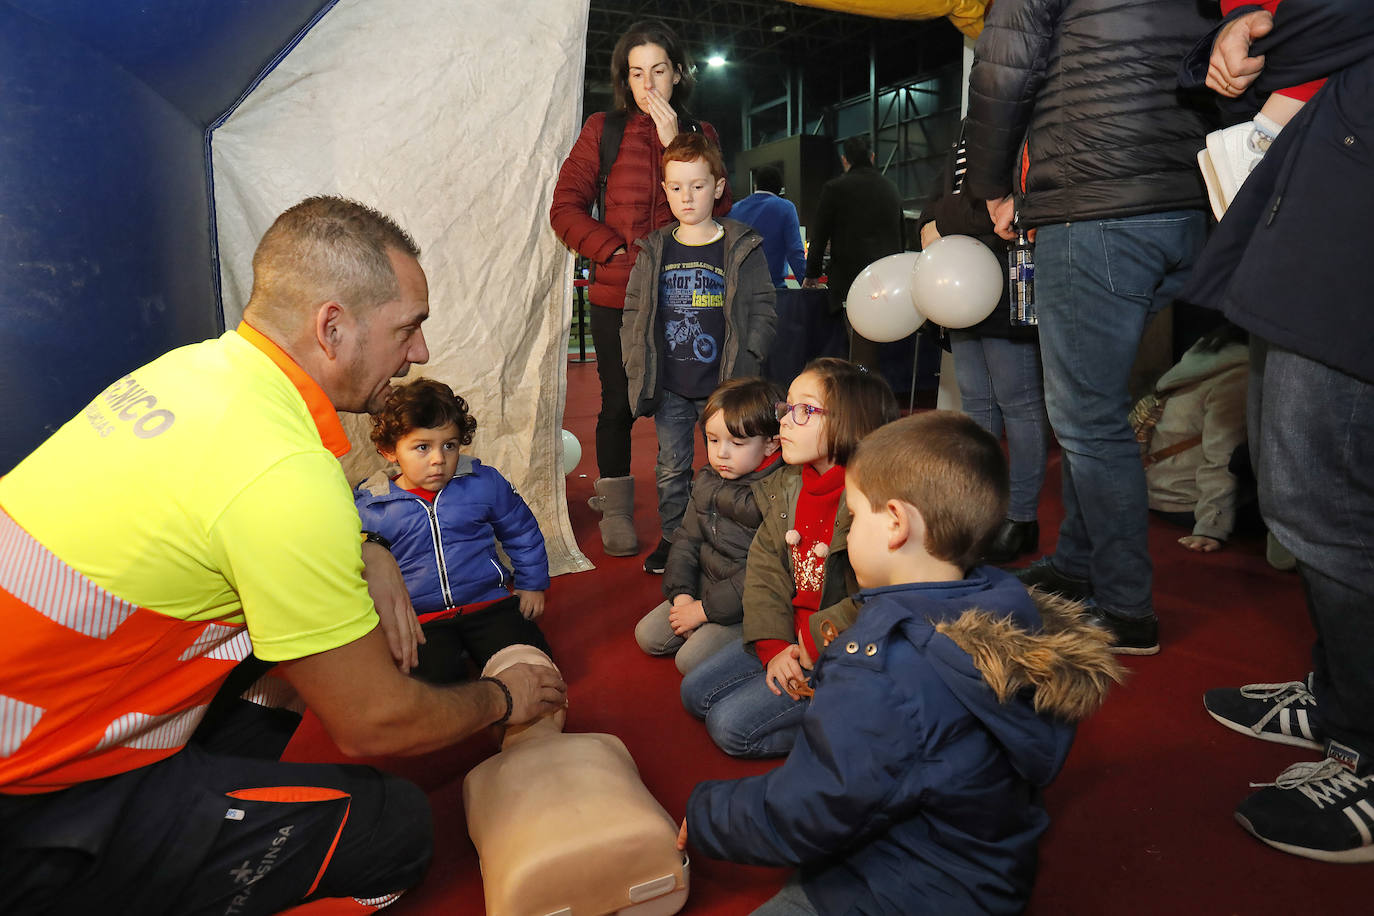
[729,165,807,289]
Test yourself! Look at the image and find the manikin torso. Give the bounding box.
[462,645,688,916]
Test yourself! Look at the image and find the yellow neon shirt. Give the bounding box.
[0,327,377,662]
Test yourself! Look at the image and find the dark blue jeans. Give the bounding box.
[1035,211,1207,617]
[653,389,708,539]
[948,332,1049,522]
[1254,345,1374,760]
[680,640,807,758]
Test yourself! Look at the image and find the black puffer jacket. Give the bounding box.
[663,455,784,626]
[965,0,1216,226]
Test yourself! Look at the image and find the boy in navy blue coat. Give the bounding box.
[681,411,1123,914]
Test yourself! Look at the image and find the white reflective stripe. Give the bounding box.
[0,694,44,757]
[93,706,207,753]
[240,675,305,714]
[179,623,253,662]
[1344,804,1373,846]
[355,892,404,908]
[0,510,137,639]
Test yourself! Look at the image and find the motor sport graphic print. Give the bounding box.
[657,233,726,398]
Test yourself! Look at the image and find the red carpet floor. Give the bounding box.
[288,359,1364,914]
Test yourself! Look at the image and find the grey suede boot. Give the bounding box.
[588,476,638,556]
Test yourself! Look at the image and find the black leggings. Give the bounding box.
[412,595,553,684]
[589,303,635,477]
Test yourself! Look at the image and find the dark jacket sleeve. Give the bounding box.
[663,484,706,602]
[964,0,1065,201]
[482,467,550,591]
[1253,0,1374,90]
[804,182,835,279]
[740,246,778,368]
[784,202,808,283]
[549,113,625,266]
[739,500,797,649]
[922,159,997,241]
[621,236,658,415]
[687,653,921,865]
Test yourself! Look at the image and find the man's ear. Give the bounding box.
[763,435,780,457]
[315,301,347,359]
[713,176,727,200]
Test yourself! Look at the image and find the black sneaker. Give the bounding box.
[983,519,1040,566]
[1235,757,1374,863]
[1204,674,1324,750]
[643,537,672,574]
[1084,601,1159,655]
[1015,557,1093,602]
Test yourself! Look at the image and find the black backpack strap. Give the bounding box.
[595,109,628,220]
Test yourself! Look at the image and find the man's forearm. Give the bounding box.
[281,626,509,757]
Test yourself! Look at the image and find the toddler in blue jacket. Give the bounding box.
[355,378,551,683]
[680,411,1123,915]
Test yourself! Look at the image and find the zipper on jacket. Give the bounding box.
[420,494,454,607]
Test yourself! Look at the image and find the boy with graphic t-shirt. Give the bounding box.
[621,132,778,575]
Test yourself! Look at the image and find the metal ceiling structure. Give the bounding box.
[584,0,921,91]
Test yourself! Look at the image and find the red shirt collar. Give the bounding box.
[236,321,351,458]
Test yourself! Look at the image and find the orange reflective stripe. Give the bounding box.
[227,786,351,804]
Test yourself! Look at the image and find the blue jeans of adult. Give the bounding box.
[680,640,807,758]
[948,332,1049,522]
[654,388,707,539]
[1035,211,1207,618]
[1253,344,1374,760]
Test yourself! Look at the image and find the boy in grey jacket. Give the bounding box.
[621,132,777,575]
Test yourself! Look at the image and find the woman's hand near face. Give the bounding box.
[643,87,680,147]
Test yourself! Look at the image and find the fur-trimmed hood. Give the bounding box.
[934,587,1125,723]
[846,568,1124,788]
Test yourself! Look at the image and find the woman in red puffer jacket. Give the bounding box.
[550,19,730,563]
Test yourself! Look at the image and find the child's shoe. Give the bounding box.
[643,537,672,575]
[1201,114,1281,219]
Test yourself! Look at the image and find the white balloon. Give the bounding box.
[845,252,925,343]
[559,428,582,475]
[911,235,1003,329]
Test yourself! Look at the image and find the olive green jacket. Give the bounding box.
[741,464,862,654]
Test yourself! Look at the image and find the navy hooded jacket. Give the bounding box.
[687,567,1118,914]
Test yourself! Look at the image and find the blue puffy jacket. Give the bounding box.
[687,568,1120,914]
[354,456,550,614]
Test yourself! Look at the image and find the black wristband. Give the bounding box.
[480,676,513,726]
[362,531,392,550]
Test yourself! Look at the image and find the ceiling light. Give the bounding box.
[707,54,726,67]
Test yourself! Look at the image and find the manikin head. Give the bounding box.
[482,644,566,747]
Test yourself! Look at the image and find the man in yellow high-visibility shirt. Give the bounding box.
[0,196,566,915]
